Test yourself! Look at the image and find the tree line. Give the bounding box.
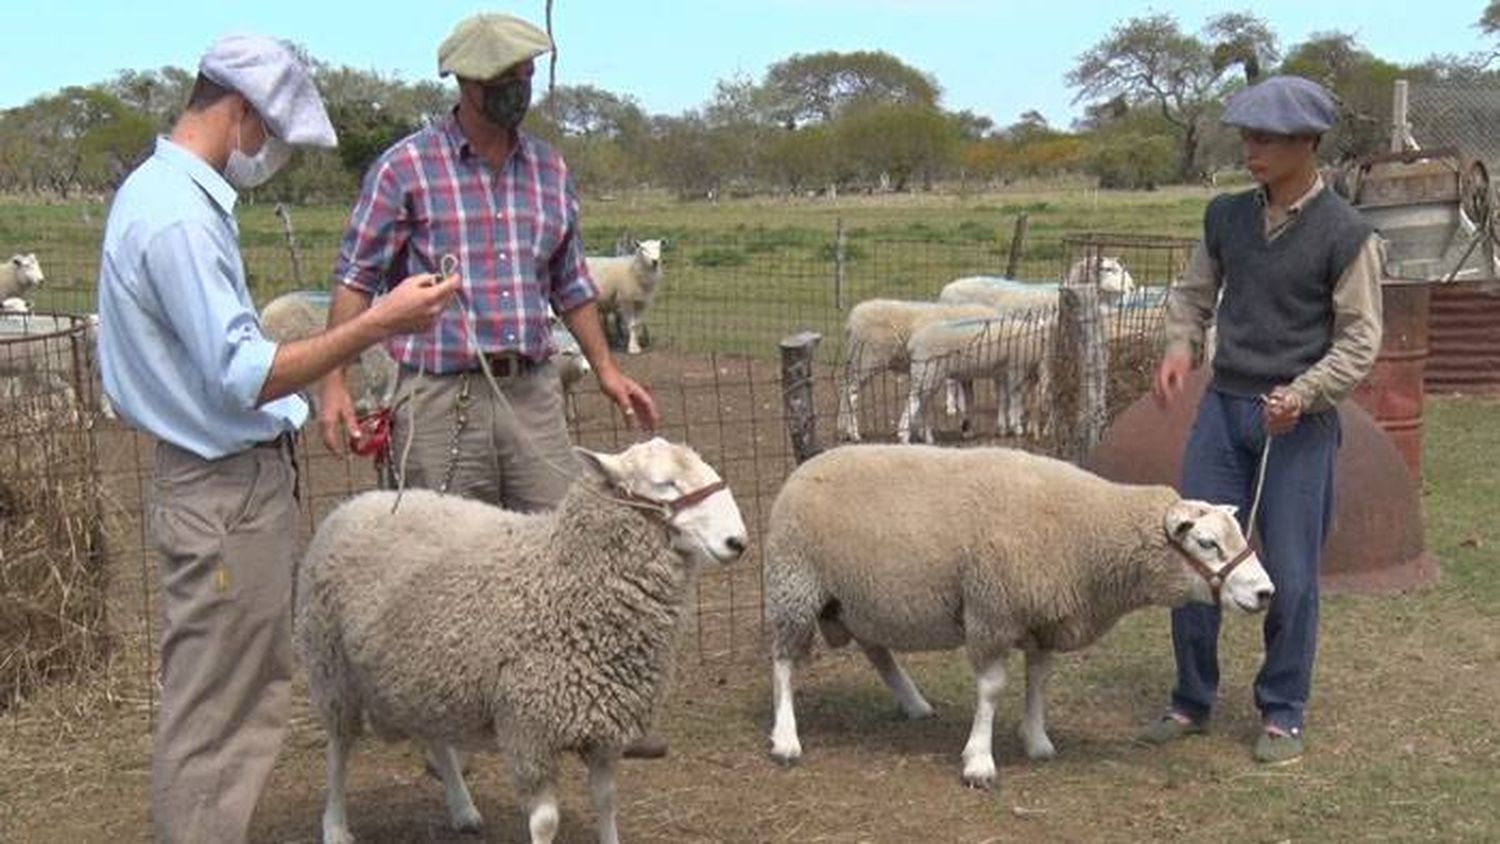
[5,6,1500,202]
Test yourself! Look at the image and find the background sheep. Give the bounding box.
[837,298,994,441]
[764,445,1273,789]
[938,256,1135,311]
[0,253,45,302]
[547,307,592,419]
[2,297,30,314]
[260,290,399,418]
[296,437,748,844]
[587,238,664,355]
[897,311,1053,443]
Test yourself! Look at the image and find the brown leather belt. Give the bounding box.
[479,353,541,378]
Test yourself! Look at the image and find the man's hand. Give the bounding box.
[370,272,461,335]
[1153,348,1194,406]
[1263,386,1303,436]
[318,371,360,454]
[597,367,660,431]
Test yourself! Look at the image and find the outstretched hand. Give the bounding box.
[598,368,660,431]
[372,271,461,335]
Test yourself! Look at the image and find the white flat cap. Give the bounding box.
[199,32,337,148]
[438,13,552,80]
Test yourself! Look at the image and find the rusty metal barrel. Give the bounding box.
[1349,280,1430,482]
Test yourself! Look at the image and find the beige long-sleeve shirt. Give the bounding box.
[1165,176,1385,413]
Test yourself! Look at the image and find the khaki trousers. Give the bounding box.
[149,436,298,844]
[386,362,579,511]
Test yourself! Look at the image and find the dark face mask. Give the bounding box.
[480,76,531,130]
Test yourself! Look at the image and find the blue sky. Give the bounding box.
[4,1,1493,128]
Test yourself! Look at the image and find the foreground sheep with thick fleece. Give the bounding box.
[297,437,748,844]
[837,298,994,441]
[0,254,45,302]
[587,238,664,355]
[765,445,1273,789]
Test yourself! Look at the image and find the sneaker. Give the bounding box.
[621,733,669,760]
[1253,727,1304,765]
[1136,712,1206,745]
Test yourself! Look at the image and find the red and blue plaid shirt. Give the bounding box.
[333,111,597,373]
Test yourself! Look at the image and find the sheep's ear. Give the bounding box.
[1215,504,1238,518]
[575,447,624,485]
[1164,500,1198,540]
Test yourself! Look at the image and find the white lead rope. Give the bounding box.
[1245,435,1272,545]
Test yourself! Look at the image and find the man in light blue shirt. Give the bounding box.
[96,32,458,843]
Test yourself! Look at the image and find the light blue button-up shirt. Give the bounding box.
[97,137,306,459]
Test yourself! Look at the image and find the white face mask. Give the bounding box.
[225,116,291,189]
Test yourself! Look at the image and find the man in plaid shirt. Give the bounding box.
[318,12,666,761]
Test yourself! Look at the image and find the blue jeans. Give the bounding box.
[1169,389,1340,732]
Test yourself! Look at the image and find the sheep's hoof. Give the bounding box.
[769,746,803,768]
[451,808,484,834]
[961,756,997,790]
[1022,737,1056,761]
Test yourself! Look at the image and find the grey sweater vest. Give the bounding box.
[1205,188,1371,397]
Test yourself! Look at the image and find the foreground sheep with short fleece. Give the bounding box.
[765,445,1273,789]
[837,298,994,441]
[587,238,664,355]
[297,437,748,844]
[0,254,45,301]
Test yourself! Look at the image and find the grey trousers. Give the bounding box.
[148,436,298,844]
[386,362,579,511]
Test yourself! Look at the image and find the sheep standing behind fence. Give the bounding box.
[588,239,665,355]
[0,254,46,305]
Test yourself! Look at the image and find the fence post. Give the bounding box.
[1005,212,1030,278]
[779,331,823,464]
[1390,79,1410,153]
[834,217,847,311]
[273,203,304,288]
[1057,285,1108,464]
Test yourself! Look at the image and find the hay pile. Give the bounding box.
[0,315,109,710]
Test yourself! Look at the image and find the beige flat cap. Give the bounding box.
[438,13,552,80]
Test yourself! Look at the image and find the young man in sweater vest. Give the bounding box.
[1141,76,1384,764]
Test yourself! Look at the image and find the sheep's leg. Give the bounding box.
[427,741,483,832]
[943,378,961,416]
[860,642,934,719]
[1018,650,1057,760]
[960,656,1007,790]
[958,379,976,437]
[321,727,356,844]
[1000,366,1026,436]
[524,787,560,844]
[585,747,621,844]
[621,304,642,354]
[769,656,803,764]
[837,365,868,442]
[897,363,935,445]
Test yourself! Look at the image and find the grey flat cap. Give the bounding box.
[199,32,337,148]
[1221,75,1337,136]
[438,13,552,80]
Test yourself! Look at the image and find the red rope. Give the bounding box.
[350,407,394,465]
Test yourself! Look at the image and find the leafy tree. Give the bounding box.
[762,51,939,128]
[1281,32,1408,159]
[1206,12,1280,84]
[835,102,960,191]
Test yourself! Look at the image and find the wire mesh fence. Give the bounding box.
[1408,81,1500,169]
[0,216,1187,723]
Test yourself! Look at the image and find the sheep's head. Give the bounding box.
[1164,500,1274,614]
[578,437,747,567]
[1065,256,1134,299]
[633,239,664,273]
[7,254,44,290]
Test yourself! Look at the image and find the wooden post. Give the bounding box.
[1005,212,1030,278]
[1390,79,1409,153]
[834,217,848,311]
[274,203,304,288]
[779,331,823,465]
[1057,285,1108,464]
